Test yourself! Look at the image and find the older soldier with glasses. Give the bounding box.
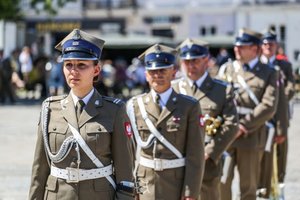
[29,29,135,200]
[126,44,205,200]
[172,38,238,200]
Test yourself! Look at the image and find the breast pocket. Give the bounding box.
[137,124,151,141]
[48,122,68,153]
[166,120,180,132]
[86,122,113,155]
[201,103,220,117]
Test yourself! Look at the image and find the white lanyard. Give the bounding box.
[136,96,183,159]
[68,124,116,189]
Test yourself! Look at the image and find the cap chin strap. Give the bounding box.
[63,46,99,58]
[146,64,174,70]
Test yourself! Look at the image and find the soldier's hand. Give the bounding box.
[205,153,209,160]
[236,124,248,138]
[274,135,286,144]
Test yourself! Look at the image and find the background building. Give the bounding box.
[1,0,299,66]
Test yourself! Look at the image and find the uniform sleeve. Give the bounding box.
[240,69,279,132]
[112,103,135,198]
[274,82,289,136]
[28,115,50,200]
[182,102,205,198]
[284,62,295,101]
[206,85,239,163]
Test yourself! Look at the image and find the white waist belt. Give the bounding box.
[50,164,113,183]
[237,106,253,115]
[139,156,185,171]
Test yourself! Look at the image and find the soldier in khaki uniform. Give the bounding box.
[217,28,279,200]
[127,44,205,200]
[29,29,135,200]
[172,38,239,200]
[258,30,295,199]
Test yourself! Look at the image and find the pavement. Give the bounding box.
[0,99,300,199]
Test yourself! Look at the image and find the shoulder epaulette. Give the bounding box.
[178,93,198,103]
[50,95,67,101]
[45,95,66,103]
[102,96,124,105]
[213,78,228,86]
[129,93,146,101]
[171,77,184,85]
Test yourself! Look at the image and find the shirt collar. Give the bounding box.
[248,57,259,70]
[269,55,276,64]
[151,87,173,107]
[71,88,95,107]
[261,54,276,65]
[187,71,208,88]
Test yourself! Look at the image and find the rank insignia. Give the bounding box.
[173,117,180,123]
[124,122,133,137]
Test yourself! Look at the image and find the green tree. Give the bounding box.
[0,0,22,20]
[30,0,77,15]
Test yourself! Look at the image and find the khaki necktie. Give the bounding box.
[243,63,250,71]
[192,81,198,94]
[76,99,85,121]
[155,94,162,113]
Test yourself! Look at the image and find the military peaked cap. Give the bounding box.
[262,29,277,44]
[55,29,105,61]
[235,28,262,46]
[177,38,209,60]
[139,44,177,70]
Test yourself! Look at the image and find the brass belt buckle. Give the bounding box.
[66,167,80,183]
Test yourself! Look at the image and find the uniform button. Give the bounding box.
[70,161,77,168]
[53,127,57,131]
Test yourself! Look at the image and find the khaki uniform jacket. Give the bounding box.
[218,61,279,149]
[29,90,134,200]
[172,75,238,180]
[131,90,205,200]
[274,59,295,133]
[273,76,288,136]
[269,59,294,136]
[274,59,295,101]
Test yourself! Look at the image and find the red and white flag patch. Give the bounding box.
[199,115,205,127]
[124,122,133,137]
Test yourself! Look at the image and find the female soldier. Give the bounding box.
[29,29,135,200]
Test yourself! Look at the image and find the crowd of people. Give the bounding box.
[0,46,150,104]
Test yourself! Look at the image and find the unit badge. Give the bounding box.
[199,115,205,127]
[124,122,133,137]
